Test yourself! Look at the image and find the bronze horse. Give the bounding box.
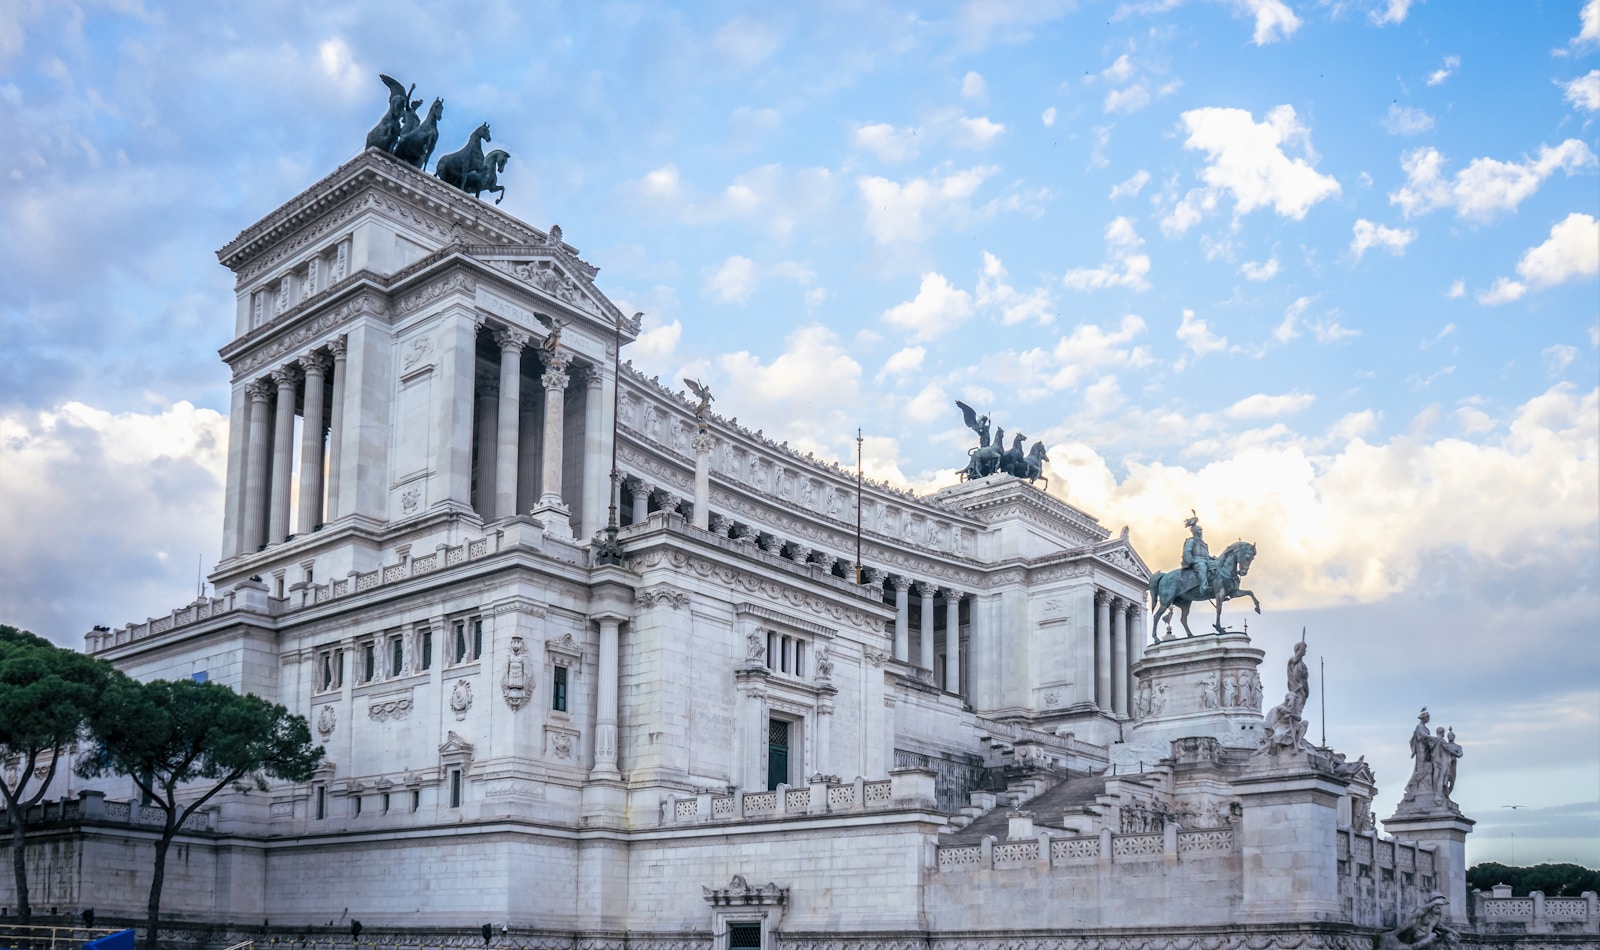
[436,122,492,192]
[393,97,443,170]
[1146,540,1260,642]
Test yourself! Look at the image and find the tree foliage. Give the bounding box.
[77,677,322,950]
[0,624,115,922]
[1467,862,1600,897]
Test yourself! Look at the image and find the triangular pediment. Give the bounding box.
[1093,533,1151,580]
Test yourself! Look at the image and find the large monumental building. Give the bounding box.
[7,148,1525,947]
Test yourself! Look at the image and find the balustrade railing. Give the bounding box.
[936,826,1236,872]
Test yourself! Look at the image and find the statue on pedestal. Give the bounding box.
[684,379,714,429]
[1398,708,1464,814]
[1146,512,1261,641]
[1257,633,1313,756]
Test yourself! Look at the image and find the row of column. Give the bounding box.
[477,327,574,524]
[1094,590,1143,719]
[239,338,347,554]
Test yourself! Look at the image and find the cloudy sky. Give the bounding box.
[1,1,1596,865]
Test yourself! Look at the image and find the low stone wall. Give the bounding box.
[1471,889,1600,936]
[1335,828,1441,930]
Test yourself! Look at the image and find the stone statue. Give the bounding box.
[1258,691,1310,755]
[393,97,443,170]
[1398,708,1462,813]
[1220,675,1235,708]
[956,401,991,449]
[1200,673,1219,709]
[365,75,413,154]
[1440,728,1461,801]
[1285,636,1309,716]
[1375,893,1459,950]
[684,379,714,427]
[436,122,497,197]
[1147,513,1260,641]
[501,636,529,710]
[746,630,766,661]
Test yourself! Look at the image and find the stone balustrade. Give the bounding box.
[1472,888,1600,934]
[1335,827,1445,929]
[935,826,1236,872]
[87,531,504,655]
[660,772,924,827]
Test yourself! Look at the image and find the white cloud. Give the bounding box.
[1241,257,1281,281]
[316,38,365,99]
[1350,218,1418,259]
[1110,170,1151,199]
[1063,216,1153,292]
[1381,103,1435,136]
[977,251,1055,326]
[904,381,949,422]
[1233,0,1301,45]
[880,346,926,378]
[1563,70,1600,112]
[1575,0,1600,47]
[1481,213,1600,305]
[1227,391,1316,419]
[1177,307,1228,356]
[1390,140,1597,221]
[1447,280,1465,299]
[1370,0,1415,26]
[1309,312,1360,342]
[718,324,861,411]
[1105,84,1152,114]
[1164,105,1340,234]
[954,115,1007,148]
[1477,278,1527,306]
[704,255,758,303]
[1041,106,1058,127]
[856,165,998,246]
[882,272,974,340]
[853,122,919,163]
[1275,297,1309,343]
[1545,344,1578,376]
[1102,54,1136,83]
[713,16,783,69]
[1426,54,1459,86]
[1017,313,1152,389]
[962,70,988,100]
[624,162,839,238]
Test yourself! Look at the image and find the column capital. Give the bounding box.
[270,364,301,388]
[326,335,348,359]
[1095,588,1111,607]
[692,431,715,454]
[297,352,329,377]
[891,575,915,593]
[584,364,607,390]
[862,567,886,585]
[494,327,530,352]
[541,365,570,392]
[629,477,654,495]
[913,581,938,598]
[246,378,274,401]
[940,587,963,601]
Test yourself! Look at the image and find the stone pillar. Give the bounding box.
[1125,605,1141,718]
[592,616,622,781]
[295,353,328,536]
[267,365,300,545]
[493,329,527,520]
[892,577,912,662]
[240,380,273,554]
[1094,590,1112,711]
[472,374,499,517]
[692,429,713,530]
[944,590,962,694]
[582,368,610,538]
[534,351,573,537]
[629,480,653,526]
[1111,597,1128,717]
[917,583,936,671]
[1382,813,1476,925]
[1237,761,1347,922]
[324,337,347,522]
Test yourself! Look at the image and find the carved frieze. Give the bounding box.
[316,704,336,739]
[229,293,387,378]
[450,679,473,721]
[398,271,476,315]
[637,584,690,610]
[368,697,413,722]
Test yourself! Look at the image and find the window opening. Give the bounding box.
[420,629,433,670]
[472,618,483,659]
[728,921,762,949]
[353,795,362,817]
[382,792,391,815]
[767,718,790,791]
[390,636,403,676]
[449,769,462,808]
[453,621,468,664]
[552,666,568,712]
[411,789,421,812]
[315,784,326,820]
[362,642,375,682]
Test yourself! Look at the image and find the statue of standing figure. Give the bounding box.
[1399,709,1464,814]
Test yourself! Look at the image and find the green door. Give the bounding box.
[767,718,789,791]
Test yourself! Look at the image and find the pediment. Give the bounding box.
[1093,536,1151,580]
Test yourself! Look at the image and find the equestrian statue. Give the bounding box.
[1146,511,1260,642]
[362,74,512,204]
[954,401,1049,487]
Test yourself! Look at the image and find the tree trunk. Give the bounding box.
[9,807,29,924]
[144,833,173,950]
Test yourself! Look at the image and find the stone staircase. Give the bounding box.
[942,770,1110,842]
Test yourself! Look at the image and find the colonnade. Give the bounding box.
[469,326,579,525]
[1095,590,1143,719]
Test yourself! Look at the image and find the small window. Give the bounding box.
[420,629,433,670]
[728,922,762,949]
[411,789,421,813]
[453,622,468,664]
[472,618,483,659]
[315,784,326,820]
[318,649,343,691]
[382,792,391,815]
[552,666,568,712]
[353,795,362,817]
[362,642,376,683]
[449,769,462,808]
[390,636,404,676]
[191,671,208,684]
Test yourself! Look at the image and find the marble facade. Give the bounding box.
[1,150,1494,947]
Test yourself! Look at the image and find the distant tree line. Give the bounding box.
[1,624,323,950]
[1468,862,1600,897]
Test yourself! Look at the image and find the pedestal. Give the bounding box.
[1113,630,1266,769]
[1383,811,1475,924]
[531,498,574,540]
[1235,751,1350,923]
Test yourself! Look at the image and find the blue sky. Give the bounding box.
[1,1,1596,865]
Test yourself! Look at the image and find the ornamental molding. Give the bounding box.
[629,549,886,632]
[703,874,788,908]
[636,584,690,610]
[227,293,386,378]
[233,191,366,282]
[734,602,837,639]
[398,270,477,315]
[368,697,412,722]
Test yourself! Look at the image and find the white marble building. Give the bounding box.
[3,150,1493,948]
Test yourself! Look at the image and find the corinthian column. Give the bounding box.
[494,329,528,520]
[629,479,653,525]
[1111,597,1128,717]
[532,349,573,537]
[692,430,713,530]
[267,365,300,545]
[324,337,347,521]
[944,590,962,694]
[1094,590,1112,711]
[295,353,328,535]
[892,576,913,662]
[240,380,273,554]
[917,583,936,671]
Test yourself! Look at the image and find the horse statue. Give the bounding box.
[436,122,492,193]
[393,97,443,170]
[1146,539,1260,642]
[997,433,1027,478]
[365,74,413,153]
[962,425,1005,480]
[1011,440,1049,485]
[462,149,509,204]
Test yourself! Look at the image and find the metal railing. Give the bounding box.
[0,923,124,950]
